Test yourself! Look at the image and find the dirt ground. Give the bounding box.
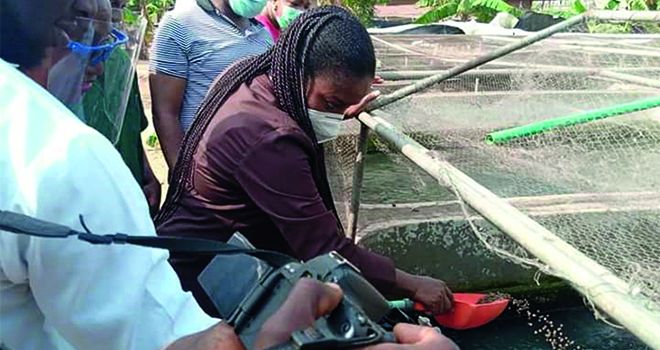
[137,61,169,197]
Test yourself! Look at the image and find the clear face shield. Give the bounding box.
[48,14,146,144]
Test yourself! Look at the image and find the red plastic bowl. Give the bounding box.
[421,293,509,330]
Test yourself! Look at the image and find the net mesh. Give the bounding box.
[325,26,660,314]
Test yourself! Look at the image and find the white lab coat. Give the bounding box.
[0,59,217,350]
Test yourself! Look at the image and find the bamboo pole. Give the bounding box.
[347,124,370,242]
[368,14,587,111]
[600,70,660,89]
[357,111,660,348]
[397,89,656,98]
[377,67,660,80]
[377,33,660,42]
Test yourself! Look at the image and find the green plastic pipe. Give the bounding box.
[485,96,660,145]
[388,299,415,310]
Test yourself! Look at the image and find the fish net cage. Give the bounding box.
[324,20,660,322]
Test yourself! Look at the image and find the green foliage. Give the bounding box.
[123,0,175,53]
[593,0,655,11]
[539,0,658,33]
[586,20,630,32]
[586,21,660,33]
[125,0,175,22]
[415,0,521,24]
[343,0,379,26]
[473,0,523,17]
[606,0,620,10]
[338,0,390,26]
[146,133,160,148]
[416,2,459,23]
[122,9,141,25]
[571,0,586,13]
[628,0,650,9]
[417,0,438,7]
[539,0,587,19]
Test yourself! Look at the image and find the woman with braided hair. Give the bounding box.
[156,6,453,317]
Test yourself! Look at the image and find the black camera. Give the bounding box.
[198,234,395,349]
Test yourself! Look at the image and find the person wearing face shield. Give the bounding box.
[0,0,220,348]
[150,0,272,173]
[254,0,313,41]
[156,6,456,322]
[82,0,162,216]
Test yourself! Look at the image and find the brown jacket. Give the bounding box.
[157,75,395,314]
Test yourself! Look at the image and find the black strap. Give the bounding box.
[0,210,76,238]
[0,210,295,267]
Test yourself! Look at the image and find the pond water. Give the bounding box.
[346,153,655,349]
[356,152,572,204]
[444,305,648,350]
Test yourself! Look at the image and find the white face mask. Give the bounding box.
[308,109,344,144]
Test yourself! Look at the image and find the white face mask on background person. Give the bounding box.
[308,108,344,143]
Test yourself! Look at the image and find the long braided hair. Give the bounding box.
[156,6,376,229]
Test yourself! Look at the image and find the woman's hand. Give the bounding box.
[395,270,454,315]
[343,90,381,119]
[411,276,454,315]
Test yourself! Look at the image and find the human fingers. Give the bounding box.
[255,279,343,349]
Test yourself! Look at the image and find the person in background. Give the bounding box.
[150,0,272,171]
[255,0,313,41]
[156,6,454,318]
[83,0,162,215]
[0,0,455,349]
